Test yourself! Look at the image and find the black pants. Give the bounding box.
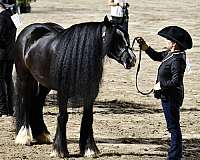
[161,98,182,160]
[0,60,14,116]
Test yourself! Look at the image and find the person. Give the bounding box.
[108,0,129,33]
[0,2,17,117]
[136,26,193,160]
[0,0,17,13]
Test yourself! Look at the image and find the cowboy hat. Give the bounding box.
[158,26,193,50]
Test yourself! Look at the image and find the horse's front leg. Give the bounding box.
[80,101,100,157]
[50,94,69,158]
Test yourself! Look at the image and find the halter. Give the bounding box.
[102,26,132,61]
[102,26,106,41]
[131,37,153,95]
[117,46,131,60]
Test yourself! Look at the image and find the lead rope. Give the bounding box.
[132,37,154,95]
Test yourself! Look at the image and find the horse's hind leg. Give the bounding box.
[50,92,69,158]
[30,84,52,144]
[15,73,37,145]
[79,100,100,157]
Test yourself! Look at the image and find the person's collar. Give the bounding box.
[168,49,185,54]
[172,50,185,55]
[0,8,5,13]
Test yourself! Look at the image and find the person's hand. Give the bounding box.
[154,82,161,90]
[118,2,126,8]
[119,2,129,8]
[118,2,123,7]
[136,37,149,51]
[125,3,130,8]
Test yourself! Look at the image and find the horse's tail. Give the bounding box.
[14,71,34,145]
[15,23,56,145]
[14,23,47,145]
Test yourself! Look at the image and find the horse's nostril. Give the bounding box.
[131,59,136,67]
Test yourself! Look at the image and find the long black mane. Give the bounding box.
[56,22,105,101]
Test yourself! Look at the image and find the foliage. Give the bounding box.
[16,0,36,5]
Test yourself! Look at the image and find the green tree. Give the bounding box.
[16,0,36,13]
[16,0,35,5]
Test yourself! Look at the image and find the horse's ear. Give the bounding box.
[103,15,111,27]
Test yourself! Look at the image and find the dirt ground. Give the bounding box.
[0,0,200,159]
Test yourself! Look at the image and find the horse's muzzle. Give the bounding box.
[126,49,136,69]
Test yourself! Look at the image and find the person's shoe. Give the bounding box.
[1,114,8,118]
[0,110,8,117]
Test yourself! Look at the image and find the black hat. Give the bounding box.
[0,2,6,9]
[158,26,193,50]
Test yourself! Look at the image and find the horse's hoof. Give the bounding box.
[15,125,33,145]
[34,133,53,144]
[84,148,100,158]
[50,150,58,157]
[50,149,69,158]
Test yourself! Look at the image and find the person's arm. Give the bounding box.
[136,37,166,62]
[0,14,7,49]
[145,47,167,62]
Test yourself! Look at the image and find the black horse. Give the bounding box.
[14,16,136,158]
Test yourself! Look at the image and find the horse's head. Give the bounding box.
[102,16,136,69]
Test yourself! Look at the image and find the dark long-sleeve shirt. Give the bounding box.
[145,47,186,106]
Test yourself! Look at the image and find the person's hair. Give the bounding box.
[169,39,185,51]
[0,2,6,9]
[175,43,185,51]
